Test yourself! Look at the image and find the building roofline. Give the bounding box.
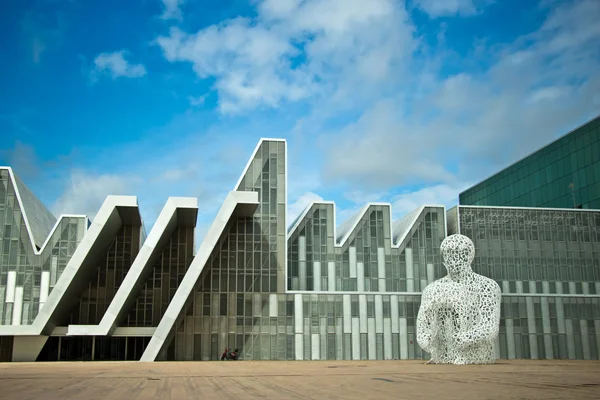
[1,166,89,255]
[459,113,600,197]
[456,204,600,213]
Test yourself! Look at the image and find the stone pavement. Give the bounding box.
[0,360,599,399]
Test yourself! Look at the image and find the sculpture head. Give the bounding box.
[440,234,475,277]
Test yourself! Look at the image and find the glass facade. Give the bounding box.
[460,115,600,209]
[3,139,600,362]
[448,206,600,359]
[0,168,87,326]
[287,204,446,293]
[168,140,287,360]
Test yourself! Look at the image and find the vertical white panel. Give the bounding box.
[582,282,590,295]
[420,278,428,292]
[528,281,536,294]
[349,247,357,278]
[494,336,501,359]
[426,263,434,285]
[565,319,575,359]
[295,334,304,360]
[399,317,408,359]
[526,297,538,359]
[291,277,299,290]
[367,318,376,360]
[405,248,414,292]
[357,262,365,291]
[359,295,367,333]
[269,294,278,317]
[294,294,303,334]
[580,319,591,360]
[298,236,307,291]
[311,333,320,360]
[506,319,516,359]
[542,281,550,294]
[390,295,399,333]
[343,295,351,333]
[12,287,24,326]
[556,282,563,294]
[40,271,50,304]
[377,248,385,278]
[313,261,321,291]
[556,298,566,334]
[515,281,523,293]
[541,297,553,359]
[375,296,383,333]
[352,318,360,360]
[328,262,336,291]
[383,318,392,360]
[502,281,510,294]
[568,282,576,294]
[6,271,16,303]
[50,256,58,286]
[335,322,343,360]
[377,248,385,292]
[596,282,600,295]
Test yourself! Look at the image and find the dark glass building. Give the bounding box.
[460,115,600,209]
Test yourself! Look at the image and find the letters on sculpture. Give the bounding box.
[417,234,501,364]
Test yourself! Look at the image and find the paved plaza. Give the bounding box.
[0,360,599,399]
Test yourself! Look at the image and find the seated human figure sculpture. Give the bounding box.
[417,234,501,364]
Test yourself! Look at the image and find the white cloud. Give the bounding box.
[52,171,138,220]
[287,192,324,224]
[413,0,490,17]
[161,0,186,21]
[93,50,147,79]
[156,0,415,113]
[391,183,474,218]
[320,0,600,190]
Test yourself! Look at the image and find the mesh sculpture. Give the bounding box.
[417,234,501,364]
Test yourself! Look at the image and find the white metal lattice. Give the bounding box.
[417,234,501,364]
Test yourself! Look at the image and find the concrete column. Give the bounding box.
[313,261,321,291]
[375,296,383,333]
[298,236,306,290]
[405,249,414,292]
[352,318,360,360]
[349,247,357,278]
[526,297,538,359]
[368,318,376,360]
[311,333,320,360]
[5,271,16,303]
[269,294,278,317]
[377,248,386,292]
[328,262,336,291]
[12,287,23,326]
[359,295,367,333]
[399,318,408,359]
[506,319,516,359]
[343,295,351,333]
[357,262,364,291]
[541,297,553,359]
[390,295,399,334]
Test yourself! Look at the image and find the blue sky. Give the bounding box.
[1,0,599,240]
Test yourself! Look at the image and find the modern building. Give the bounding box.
[460,115,600,209]
[0,138,599,362]
[448,206,600,360]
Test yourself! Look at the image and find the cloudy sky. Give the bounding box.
[1,0,599,241]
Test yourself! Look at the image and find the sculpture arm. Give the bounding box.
[457,286,501,345]
[416,288,438,352]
